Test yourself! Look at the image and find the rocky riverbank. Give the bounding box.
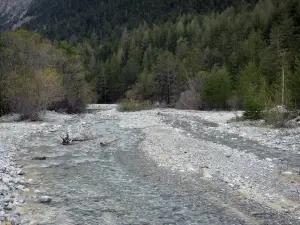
[0,112,71,224]
[1,106,300,224]
[0,117,27,224]
[117,108,300,221]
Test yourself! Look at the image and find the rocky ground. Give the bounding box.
[141,109,300,216]
[0,112,72,224]
[0,105,300,224]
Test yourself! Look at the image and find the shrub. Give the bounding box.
[119,99,152,112]
[4,69,63,120]
[243,100,264,120]
[200,68,232,109]
[0,94,9,116]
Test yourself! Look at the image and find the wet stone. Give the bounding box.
[38,196,52,204]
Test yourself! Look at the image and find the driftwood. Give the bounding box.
[60,132,94,145]
[100,138,120,147]
[60,132,73,145]
[32,156,47,160]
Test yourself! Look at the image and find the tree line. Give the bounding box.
[1,0,300,120]
[89,0,300,116]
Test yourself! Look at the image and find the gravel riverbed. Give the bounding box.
[0,105,300,224]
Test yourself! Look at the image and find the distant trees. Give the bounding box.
[88,0,300,113]
[2,0,300,117]
[0,30,89,119]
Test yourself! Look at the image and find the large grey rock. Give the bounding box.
[38,196,52,204]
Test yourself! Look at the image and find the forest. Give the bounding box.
[0,0,300,121]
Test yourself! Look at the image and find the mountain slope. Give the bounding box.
[0,0,33,30]
[23,0,257,40]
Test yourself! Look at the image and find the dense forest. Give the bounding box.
[1,0,300,120]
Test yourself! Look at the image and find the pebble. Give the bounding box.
[0,211,5,217]
[4,203,13,210]
[2,177,10,184]
[202,168,213,179]
[282,171,294,175]
[39,196,52,204]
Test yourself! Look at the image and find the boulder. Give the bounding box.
[38,196,52,204]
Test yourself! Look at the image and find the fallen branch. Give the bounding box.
[32,156,47,160]
[60,132,73,145]
[100,138,120,147]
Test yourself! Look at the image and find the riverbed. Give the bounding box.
[1,105,300,224]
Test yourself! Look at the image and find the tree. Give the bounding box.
[153,51,182,104]
[238,62,267,119]
[57,41,89,113]
[4,69,63,120]
[0,30,64,119]
[201,68,232,109]
[287,59,300,108]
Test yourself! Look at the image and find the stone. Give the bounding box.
[202,168,213,179]
[17,170,25,175]
[224,153,232,158]
[2,177,10,184]
[281,171,294,175]
[3,197,10,203]
[223,176,230,183]
[0,211,5,217]
[38,196,52,204]
[4,203,13,210]
[17,185,24,190]
[32,156,47,160]
[6,216,19,225]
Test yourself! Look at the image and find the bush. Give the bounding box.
[0,94,9,116]
[4,69,63,120]
[200,68,232,109]
[243,100,264,120]
[119,99,152,112]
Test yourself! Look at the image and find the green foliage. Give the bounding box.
[2,0,300,118]
[243,100,264,120]
[0,94,8,116]
[24,0,255,41]
[0,30,90,119]
[201,68,233,109]
[239,62,267,119]
[287,59,300,108]
[57,41,89,113]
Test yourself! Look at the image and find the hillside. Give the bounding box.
[23,0,257,40]
[0,0,32,30]
[0,0,300,122]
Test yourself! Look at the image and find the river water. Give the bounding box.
[14,108,296,224]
